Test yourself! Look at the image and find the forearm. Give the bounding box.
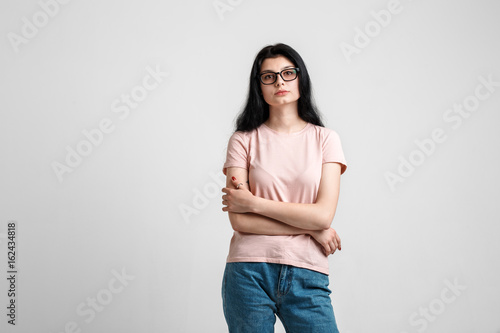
[223,163,341,231]
[251,197,334,230]
[228,212,312,236]
[227,212,341,256]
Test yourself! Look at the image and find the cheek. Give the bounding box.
[292,80,300,96]
[262,93,272,105]
[261,86,273,99]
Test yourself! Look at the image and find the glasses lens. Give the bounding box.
[260,73,276,85]
[281,69,297,81]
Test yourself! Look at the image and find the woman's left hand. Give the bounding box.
[221,177,255,213]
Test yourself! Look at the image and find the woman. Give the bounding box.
[221,43,347,333]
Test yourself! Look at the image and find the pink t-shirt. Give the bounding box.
[222,122,347,275]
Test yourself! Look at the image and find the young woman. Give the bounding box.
[221,43,347,333]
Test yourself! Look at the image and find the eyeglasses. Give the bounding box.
[258,67,300,85]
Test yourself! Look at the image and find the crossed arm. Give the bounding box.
[221,162,343,255]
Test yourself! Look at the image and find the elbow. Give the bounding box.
[318,209,336,230]
[228,212,242,232]
[319,218,332,230]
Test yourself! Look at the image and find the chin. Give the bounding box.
[266,96,298,104]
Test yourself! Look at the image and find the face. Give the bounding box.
[259,56,300,107]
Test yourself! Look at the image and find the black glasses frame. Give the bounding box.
[258,67,300,85]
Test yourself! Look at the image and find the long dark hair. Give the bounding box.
[235,43,324,132]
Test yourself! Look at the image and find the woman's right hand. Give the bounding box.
[310,228,342,256]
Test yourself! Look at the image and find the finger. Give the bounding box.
[329,240,336,254]
[231,176,239,188]
[323,243,331,256]
[221,187,230,194]
[231,176,249,190]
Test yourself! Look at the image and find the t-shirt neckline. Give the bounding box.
[261,122,311,136]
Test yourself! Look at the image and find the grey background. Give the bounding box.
[1,0,499,332]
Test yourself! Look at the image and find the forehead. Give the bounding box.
[260,56,295,72]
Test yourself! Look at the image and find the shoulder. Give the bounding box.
[226,128,257,149]
[231,124,265,140]
[308,124,342,141]
[229,129,253,142]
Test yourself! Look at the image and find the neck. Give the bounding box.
[265,102,307,134]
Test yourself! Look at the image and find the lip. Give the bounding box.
[275,90,289,96]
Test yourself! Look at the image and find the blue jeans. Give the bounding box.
[222,262,340,333]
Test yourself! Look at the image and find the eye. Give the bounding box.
[260,73,276,83]
[283,70,295,77]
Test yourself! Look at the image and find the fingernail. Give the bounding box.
[231,177,236,181]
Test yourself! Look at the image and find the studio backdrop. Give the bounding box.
[1,0,499,332]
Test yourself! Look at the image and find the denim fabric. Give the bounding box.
[222,262,340,333]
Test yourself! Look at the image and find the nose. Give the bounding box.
[275,75,285,86]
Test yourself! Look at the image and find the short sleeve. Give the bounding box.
[322,129,347,175]
[222,132,249,175]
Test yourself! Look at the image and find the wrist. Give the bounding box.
[250,195,263,214]
[308,229,319,238]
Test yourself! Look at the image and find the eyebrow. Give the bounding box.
[260,65,295,73]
